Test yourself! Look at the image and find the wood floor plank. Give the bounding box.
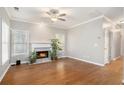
[0,58,122,85]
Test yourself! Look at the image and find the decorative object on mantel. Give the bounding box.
[50,39,62,60]
[29,50,37,64]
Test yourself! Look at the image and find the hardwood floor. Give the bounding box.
[0,57,123,85]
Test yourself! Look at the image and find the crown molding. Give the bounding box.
[69,15,121,30]
[4,8,40,25]
[69,15,104,29]
[4,8,12,19]
[103,16,115,25]
[11,18,68,30]
[10,15,106,30]
[11,17,40,25]
[103,15,121,28]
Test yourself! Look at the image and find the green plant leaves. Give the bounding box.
[50,38,63,60]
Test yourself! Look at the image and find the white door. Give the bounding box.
[105,30,121,63]
[104,30,109,64]
[104,30,113,64]
[108,31,113,61]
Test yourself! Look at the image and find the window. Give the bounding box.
[55,34,65,44]
[55,34,65,51]
[2,20,10,65]
[12,30,29,56]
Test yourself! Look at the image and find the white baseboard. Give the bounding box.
[67,56,104,66]
[112,56,121,61]
[11,61,29,65]
[0,64,10,82]
[122,80,124,84]
[58,56,67,58]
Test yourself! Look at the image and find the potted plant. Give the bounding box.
[29,50,37,64]
[50,39,62,60]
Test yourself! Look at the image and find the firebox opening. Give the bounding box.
[36,51,49,59]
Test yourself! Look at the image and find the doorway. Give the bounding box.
[105,29,121,64]
[104,29,112,64]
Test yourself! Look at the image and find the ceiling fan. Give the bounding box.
[46,9,66,22]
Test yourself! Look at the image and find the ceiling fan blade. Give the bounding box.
[58,13,66,17]
[120,19,124,22]
[58,18,66,21]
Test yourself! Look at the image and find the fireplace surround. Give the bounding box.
[31,43,51,63]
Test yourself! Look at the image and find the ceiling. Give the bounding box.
[5,7,123,29]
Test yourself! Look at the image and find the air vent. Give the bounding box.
[14,7,19,11]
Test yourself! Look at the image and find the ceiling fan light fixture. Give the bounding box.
[51,17,57,21]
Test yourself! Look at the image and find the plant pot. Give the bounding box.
[30,59,36,64]
[51,57,58,60]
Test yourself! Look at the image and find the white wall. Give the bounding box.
[67,17,105,66]
[121,24,124,56]
[0,17,2,66]
[111,31,121,59]
[121,23,124,83]
[11,20,67,43]
[0,7,10,81]
[10,20,67,64]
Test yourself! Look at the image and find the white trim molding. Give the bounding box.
[112,56,121,61]
[4,8,12,19]
[122,80,124,84]
[0,64,10,82]
[10,61,29,65]
[67,56,104,66]
[69,15,104,29]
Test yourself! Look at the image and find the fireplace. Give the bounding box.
[36,51,49,59]
[31,43,51,63]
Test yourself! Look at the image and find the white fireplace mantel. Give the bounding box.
[31,43,52,52]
